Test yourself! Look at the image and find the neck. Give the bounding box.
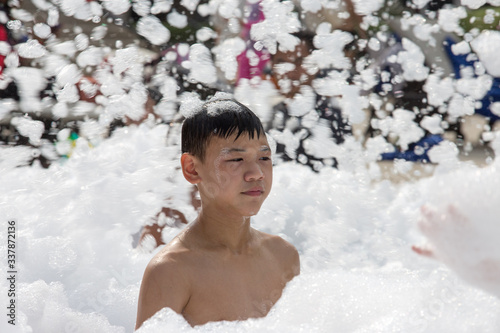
[191,206,253,254]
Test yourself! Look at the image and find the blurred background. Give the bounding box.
[1,0,499,170]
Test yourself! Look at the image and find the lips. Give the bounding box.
[242,186,264,196]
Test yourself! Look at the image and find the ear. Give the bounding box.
[181,153,202,184]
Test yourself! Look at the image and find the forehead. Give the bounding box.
[206,132,269,153]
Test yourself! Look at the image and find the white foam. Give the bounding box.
[212,37,246,81]
[423,74,454,107]
[310,23,354,70]
[136,16,171,46]
[451,41,471,55]
[16,40,47,59]
[397,38,429,82]
[3,0,500,331]
[186,44,217,85]
[470,30,500,77]
[151,0,173,15]
[2,125,500,332]
[49,40,77,58]
[351,0,384,16]
[33,23,52,39]
[167,10,188,29]
[421,115,445,135]
[249,0,301,55]
[76,46,105,68]
[132,0,151,17]
[206,99,240,117]
[102,0,131,15]
[179,92,204,118]
[373,109,425,150]
[461,0,487,9]
[181,0,200,12]
[9,67,46,112]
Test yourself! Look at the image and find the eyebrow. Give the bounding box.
[221,146,271,154]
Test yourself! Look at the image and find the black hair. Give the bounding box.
[181,99,265,161]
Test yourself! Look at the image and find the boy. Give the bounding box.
[135,98,300,328]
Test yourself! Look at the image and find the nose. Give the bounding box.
[244,161,264,182]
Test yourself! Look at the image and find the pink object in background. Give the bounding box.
[236,1,271,85]
[0,24,7,74]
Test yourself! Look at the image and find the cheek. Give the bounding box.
[265,165,273,188]
[224,162,241,176]
[200,182,221,200]
[213,163,239,190]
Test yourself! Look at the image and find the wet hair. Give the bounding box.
[181,99,265,162]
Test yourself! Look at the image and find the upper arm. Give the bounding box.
[135,259,190,330]
[286,240,300,277]
[266,234,300,280]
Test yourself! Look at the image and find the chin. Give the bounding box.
[240,205,263,217]
[242,209,259,217]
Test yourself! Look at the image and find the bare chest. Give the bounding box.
[182,255,287,325]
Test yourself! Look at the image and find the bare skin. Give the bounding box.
[135,132,300,329]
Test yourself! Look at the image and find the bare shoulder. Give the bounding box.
[150,237,191,267]
[259,232,298,255]
[144,236,197,294]
[135,238,191,329]
[256,230,300,276]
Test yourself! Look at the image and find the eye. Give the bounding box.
[228,158,243,162]
[260,156,271,161]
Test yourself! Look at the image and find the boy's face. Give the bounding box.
[196,131,273,217]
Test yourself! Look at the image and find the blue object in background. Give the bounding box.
[443,37,500,122]
[381,134,444,162]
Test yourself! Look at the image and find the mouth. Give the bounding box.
[242,187,264,197]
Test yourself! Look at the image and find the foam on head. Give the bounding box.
[181,92,237,119]
[206,99,242,117]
